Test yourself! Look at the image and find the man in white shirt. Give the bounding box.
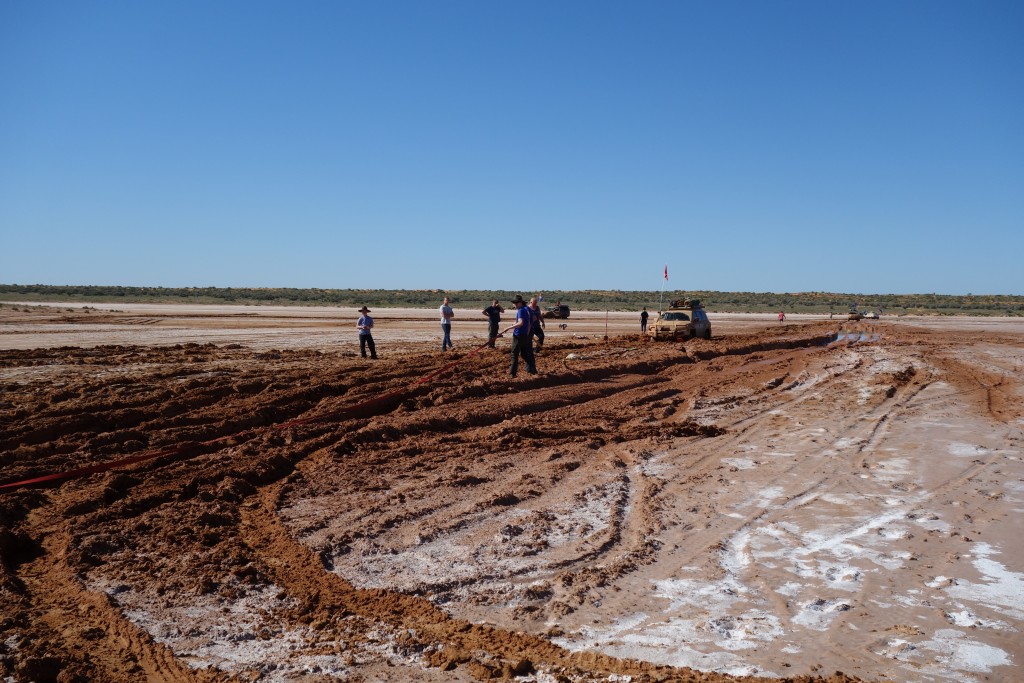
[440,297,455,351]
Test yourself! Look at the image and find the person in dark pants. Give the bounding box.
[640,307,649,334]
[356,306,377,359]
[482,299,503,348]
[500,295,536,377]
[440,296,455,351]
[528,297,545,353]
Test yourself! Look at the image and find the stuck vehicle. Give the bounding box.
[649,299,711,341]
[543,304,571,319]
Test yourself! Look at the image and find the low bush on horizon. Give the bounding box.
[0,284,1021,316]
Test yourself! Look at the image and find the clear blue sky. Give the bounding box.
[2,1,1021,295]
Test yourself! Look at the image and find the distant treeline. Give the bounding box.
[1,284,1022,316]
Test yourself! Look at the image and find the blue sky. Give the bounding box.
[2,1,1021,295]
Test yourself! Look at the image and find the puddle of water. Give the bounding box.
[831,329,882,344]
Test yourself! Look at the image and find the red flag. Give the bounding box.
[664,265,668,281]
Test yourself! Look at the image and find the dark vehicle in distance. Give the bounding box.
[543,304,571,319]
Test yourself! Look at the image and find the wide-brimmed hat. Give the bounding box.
[358,306,371,313]
[511,295,526,305]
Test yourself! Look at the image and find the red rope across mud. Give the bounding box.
[0,338,497,493]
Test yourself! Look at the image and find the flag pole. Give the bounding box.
[660,264,667,311]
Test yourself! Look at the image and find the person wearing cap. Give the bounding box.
[528,297,545,353]
[439,296,455,352]
[499,295,537,377]
[356,306,377,359]
[482,299,503,348]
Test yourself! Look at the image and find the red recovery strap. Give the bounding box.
[0,337,498,493]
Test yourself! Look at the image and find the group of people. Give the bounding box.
[353,295,547,378]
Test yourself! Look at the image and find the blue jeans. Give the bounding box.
[441,323,453,351]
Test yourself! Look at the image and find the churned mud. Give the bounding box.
[1,304,1022,682]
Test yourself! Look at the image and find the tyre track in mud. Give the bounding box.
[15,526,220,683]
[668,334,1023,679]
[240,485,745,682]
[5,321,999,681]
[551,336,975,678]
[666,343,924,570]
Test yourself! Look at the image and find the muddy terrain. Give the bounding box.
[1,304,1022,682]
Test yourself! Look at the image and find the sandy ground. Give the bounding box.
[1,302,1022,682]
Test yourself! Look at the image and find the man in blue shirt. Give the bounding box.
[501,295,537,377]
[356,306,377,359]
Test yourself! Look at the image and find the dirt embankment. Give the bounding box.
[1,314,1022,682]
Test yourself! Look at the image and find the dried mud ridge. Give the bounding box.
[0,322,1018,682]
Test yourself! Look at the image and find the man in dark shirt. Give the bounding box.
[528,297,545,352]
[640,307,649,334]
[482,299,503,348]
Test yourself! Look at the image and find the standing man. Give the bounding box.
[500,295,536,377]
[778,311,785,324]
[440,296,455,351]
[640,307,649,334]
[528,297,545,353]
[356,306,377,359]
[482,299,503,348]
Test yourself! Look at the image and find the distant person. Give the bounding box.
[482,299,503,348]
[499,295,536,377]
[640,307,649,334]
[528,297,545,352]
[439,296,455,351]
[356,306,377,359]
[778,311,785,324]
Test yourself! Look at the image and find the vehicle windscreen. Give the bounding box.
[662,312,690,321]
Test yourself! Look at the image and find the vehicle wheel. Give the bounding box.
[704,328,712,340]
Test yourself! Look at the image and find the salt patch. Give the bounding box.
[943,607,1010,630]
[721,457,756,470]
[945,542,1024,620]
[654,577,746,613]
[822,564,864,591]
[325,477,627,597]
[821,493,857,505]
[948,442,989,458]
[85,578,397,677]
[872,458,912,483]
[750,486,784,508]
[558,610,782,677]
[799,508,907,557]
[877,525,911,540]
[912,513,951,534]
[791,598,851,630]
[775,582,803,597]
[918,629,1010,674]
[722,529,753,572]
